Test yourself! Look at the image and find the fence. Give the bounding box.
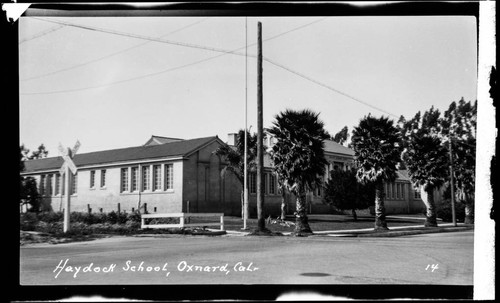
[141,213,224,231]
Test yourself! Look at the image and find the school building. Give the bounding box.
[21,133,427,216]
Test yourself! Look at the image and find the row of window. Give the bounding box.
[90,169,107,189]
[39,173,77,196]
[385,182,421,200]
[249,172,278,195]
[120,164,173,193]
[385,182,406,200]
[36,163,174,196]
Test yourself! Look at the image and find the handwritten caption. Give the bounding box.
[53,259,259,279]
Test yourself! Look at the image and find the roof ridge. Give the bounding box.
[22,136,220,173]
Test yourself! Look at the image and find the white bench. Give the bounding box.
[141,212,225,231]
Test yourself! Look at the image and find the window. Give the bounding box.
[249,172,256,194]
[316,185,322,197]
[131,167,139,192]
[90,170,96,188]
[165,164,173,190]
[55,173,61,195]
[386,183,392,200]
[333,162,343,171]
[153,165,161,191]
[264,173,268,194]
[269,174,276,195]
[46,174,52,196]
[401,184,406,199]
[142,166,151,191]
[121,168,129,192]
[396,183,401,200]
[414,188,421,199]
[100,170,106,188]
[40,175,45,196]
[71,173,78,195]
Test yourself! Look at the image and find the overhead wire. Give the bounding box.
[21,17,210,82]
[21,17,325,95]
[19,24,65,44]
[21,17,397,117]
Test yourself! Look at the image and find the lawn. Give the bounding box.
[205,214,431,233]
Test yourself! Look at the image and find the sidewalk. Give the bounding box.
[311,222,473,237]
[216,222,474,238]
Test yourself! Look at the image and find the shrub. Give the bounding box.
[37,211,64,223]
[436,199,466,222]
[125,220,141,230]
[106,211,128,224]
[20,212,38,231]
[127,211,142,223]
[69,212,88,224]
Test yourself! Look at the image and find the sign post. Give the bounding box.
[59,141,80,233]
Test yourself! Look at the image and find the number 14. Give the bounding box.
[426,264,439,272]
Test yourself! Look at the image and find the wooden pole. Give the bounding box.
[243,16,249,230]
[63,166,71,233]
[449,139,457,226]
[256,21,266,231]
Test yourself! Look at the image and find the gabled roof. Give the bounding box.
[396,170,411,181]
[323,140,355,156]
[23,136,220,173]
[144,135,184,146]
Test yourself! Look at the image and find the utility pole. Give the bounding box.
[243,17,249,230]
[256,21,265,231]
[449,138,457,226]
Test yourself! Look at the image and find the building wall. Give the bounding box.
[182,141,241,216]
[381,182,426,214]
[31,160,185,214]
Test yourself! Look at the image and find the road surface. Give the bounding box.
[20,230,473,285]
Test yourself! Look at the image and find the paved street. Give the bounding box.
[20,230,473,285]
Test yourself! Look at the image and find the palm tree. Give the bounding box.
[268,109,329,235]
[351,114,401,230]
[400,107,449,227]
[215,129,258,218]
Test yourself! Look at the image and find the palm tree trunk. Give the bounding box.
[374,181,388,230]
[295,186,313,235]
[280,190,286,220]
[424,186,438,227]
[464,194,474,224]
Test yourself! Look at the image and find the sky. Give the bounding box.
[19,14,478,155]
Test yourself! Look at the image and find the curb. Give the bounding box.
[317,226,474,238]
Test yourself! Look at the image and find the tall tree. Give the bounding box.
[351,114,401,230]
[28,144,49,160]
[215,130,258,218]
[19,145,40,212]
[400,107,449,227]
[323,168,375,221]
[441,98,477,224]
[268,109,329,235]
[332,126,349,145]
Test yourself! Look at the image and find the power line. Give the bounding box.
[21,17,210,81]
[21,17,325,95]
[30,17,251,58]
[19,24,64,44]
[263,56,399,118]
[21,18,397,118]
[23,16,327,83]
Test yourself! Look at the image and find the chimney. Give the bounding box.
[227,133,237,146]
